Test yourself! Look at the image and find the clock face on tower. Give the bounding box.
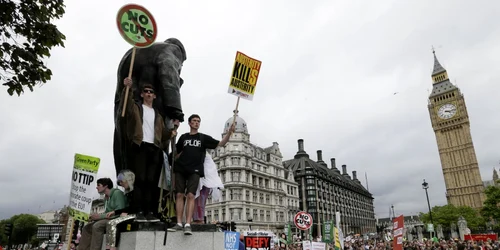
[437,103,457,119]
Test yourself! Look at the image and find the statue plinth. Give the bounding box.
[102,223,222,250]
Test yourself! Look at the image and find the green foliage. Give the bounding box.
[481,185,500,220]
[0,0,66,96]
[420,204,485,229]
[0,214,45,245]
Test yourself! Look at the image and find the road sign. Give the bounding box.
[427,224,434,232]
[294,211,313,231]
[116,4,157,48]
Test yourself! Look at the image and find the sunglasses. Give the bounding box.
[143,89,155,94]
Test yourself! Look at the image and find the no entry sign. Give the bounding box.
[116,4,157,47]
[294,211,313,230]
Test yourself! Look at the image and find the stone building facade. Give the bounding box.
[427,51,485,208]
[283,139,376,236]
[205,111,301,232]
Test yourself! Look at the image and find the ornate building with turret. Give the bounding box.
[205,111,301,232]
[283,139,376,236]
[427,51,485,208]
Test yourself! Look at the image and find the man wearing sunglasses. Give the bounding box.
[120,77,179,222]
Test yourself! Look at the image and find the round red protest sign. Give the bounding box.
[116,4,157,48]
[294,211,313,230]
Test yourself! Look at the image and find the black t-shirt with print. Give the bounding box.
[175,132,219,177]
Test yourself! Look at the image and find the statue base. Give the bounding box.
[102,223,224,250]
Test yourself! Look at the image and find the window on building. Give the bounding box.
[222,210,226,221]
[214,210,219,221]
[260,210,264,221]
[266,211,270,221]
[265,194,270,204]
[246,190,250,201]
[231,171,240,182]
[253,192,257,202]
[233,189,241,200]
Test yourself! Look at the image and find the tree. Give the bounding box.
[0,214,45,245]
[481,185,500,221]
[420,204,485,229]
[0,0,66,96]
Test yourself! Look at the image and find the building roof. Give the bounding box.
[283,139,373,198]
[429,51,458,97]
[223,110,248,134]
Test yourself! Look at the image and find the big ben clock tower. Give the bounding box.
[427,50,485,209]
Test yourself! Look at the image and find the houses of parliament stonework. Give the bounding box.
[427,51,486,209]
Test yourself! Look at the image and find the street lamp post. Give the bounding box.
[422,179,434,239]
[421,179,433,224]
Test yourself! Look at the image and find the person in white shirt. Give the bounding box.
[121,77,179,222]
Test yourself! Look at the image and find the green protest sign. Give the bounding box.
[116,4,157,48]
[323,221,334,243]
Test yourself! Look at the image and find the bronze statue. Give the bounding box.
[113,38,186,174]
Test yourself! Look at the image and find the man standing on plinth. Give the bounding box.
[120,77,178,222]
[168,114,234,235]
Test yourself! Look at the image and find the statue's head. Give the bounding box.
[165,38,187,62]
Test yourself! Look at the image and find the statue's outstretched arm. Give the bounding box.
[156,54,184,123]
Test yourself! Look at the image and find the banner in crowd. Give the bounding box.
[464,234,498,241]
[392,215,404,250]
[323,221,334,243]
[243,231,272,250]
[68,153,101,222]
[224,231,240,250]
[228,51,262,101]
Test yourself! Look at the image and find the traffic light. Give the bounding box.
[4,223,13,237]
[218,222,229,231]
[230,222,236,231]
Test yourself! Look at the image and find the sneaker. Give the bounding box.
[134,212,147,223]
[167,224,183,232]
[184,225,192,235]
[146,213,160,223]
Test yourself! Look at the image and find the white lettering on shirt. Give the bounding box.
[184,139,201,147]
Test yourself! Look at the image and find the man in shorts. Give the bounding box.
[168,114,234,235]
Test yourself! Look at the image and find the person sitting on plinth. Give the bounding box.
[105,170,137,250]
[77,178,126,250]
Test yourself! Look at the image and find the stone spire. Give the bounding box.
[493,168,498,182]
[432,49,446,76]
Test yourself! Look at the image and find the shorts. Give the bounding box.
[174,172,200,195]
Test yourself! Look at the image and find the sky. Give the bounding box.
[1,0,499,221]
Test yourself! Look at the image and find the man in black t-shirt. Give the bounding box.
[167,114,234,235]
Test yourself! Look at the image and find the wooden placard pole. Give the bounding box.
[231,96,240,126]
[121,47,137,117]
[66,219,75,250]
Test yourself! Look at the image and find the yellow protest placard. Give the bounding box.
[68,153,101,222]
[227,51,262,101]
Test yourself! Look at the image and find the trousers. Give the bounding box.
[130,142,163,214]
[77,219,108,250]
